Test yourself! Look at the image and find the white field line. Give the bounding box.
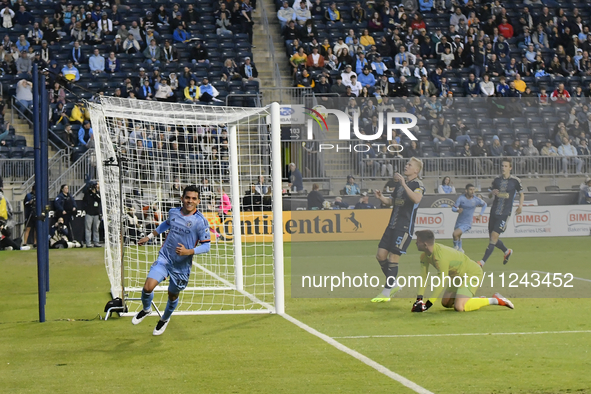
[281,313,434,394]
[332,330,591,340]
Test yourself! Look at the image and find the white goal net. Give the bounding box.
[89,97,284,315]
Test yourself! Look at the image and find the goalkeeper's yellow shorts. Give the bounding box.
[446,269,483,298]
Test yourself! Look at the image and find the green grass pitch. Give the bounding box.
[1,237,591,393]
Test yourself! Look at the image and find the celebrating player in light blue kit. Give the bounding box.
[451,184,487,253]
[132,185,211,335]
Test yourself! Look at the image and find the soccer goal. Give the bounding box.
[89,97,284,316]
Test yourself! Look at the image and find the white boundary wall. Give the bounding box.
[413,205,591,239]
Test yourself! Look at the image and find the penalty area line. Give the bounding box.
[332,330,591,339]
[281,313,434,394]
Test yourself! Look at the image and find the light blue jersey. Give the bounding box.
[147,208,211,294]
[452,195,487,232]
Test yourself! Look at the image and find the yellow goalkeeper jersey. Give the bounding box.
[419,243,483,302]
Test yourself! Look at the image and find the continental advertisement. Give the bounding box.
[203,205,591,242]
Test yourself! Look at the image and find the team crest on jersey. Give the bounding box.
[186,221,193,228]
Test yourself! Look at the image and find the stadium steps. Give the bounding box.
[255,0,295,104]
[9,108,58,155]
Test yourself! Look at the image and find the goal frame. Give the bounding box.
[90,99,284,316]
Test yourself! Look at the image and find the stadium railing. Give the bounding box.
[11,95,71,156]
[49,148,96,199]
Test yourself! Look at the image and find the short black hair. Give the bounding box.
[465,183,474,190]
[182,185,200,198]
[415,230,435,245]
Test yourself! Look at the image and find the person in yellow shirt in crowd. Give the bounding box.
[513,73,526,93]
[69,102,90,124]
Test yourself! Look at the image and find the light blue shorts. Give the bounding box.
[147,256,190,294]
[454,223,472,233]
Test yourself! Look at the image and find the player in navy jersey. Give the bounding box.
[478,158,523,267]
[452,183,487,253]
[132,185,211,335]
[372,157,425,302]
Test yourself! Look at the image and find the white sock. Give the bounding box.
[381,286,392,297]
[489,298,498,305]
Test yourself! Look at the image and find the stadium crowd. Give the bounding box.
[278,0,591,177]
[0,0,260,160]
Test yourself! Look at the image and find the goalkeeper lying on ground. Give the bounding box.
[411,230,514,313]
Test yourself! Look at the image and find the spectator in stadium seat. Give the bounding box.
[479,74,494,97]
[138,79,154,101]
[183,4,199,26]
[558,137,583,176]
[360,29,375,50]
[184,78,199,104]
[216,8,232,35]
[160,40,177,63]
[324,2,341,23]
[330,75,347,96]
[155,78,174,102]
[358,67,376,88]
[344,175,360,195]
[79,120,94,148]
[238,57,259,84]
[277,1,296,29]
[490,136,503,157]
[394,46,415,70]
[523,138,539,177]
[15,50,31,74]
[88,48,105,75]
[197,78,222,103]
[295,1,311,26]
[351,3,365,23]
[355,192,375,209]
[432,116,453,145]
[1,6,14,28]
[173,24,190,43]
[49,82,66,105]
[437,177,455,194]
[487,54,503,77]
[123,33,140,54]
[413,75,437,97]
[142,39,161,65]
[14,5,33,26]
[498,17,514,39]
[307,183,325,209]
[464,73,479,97]
[551,83,571,104]
[190,41,209,65]
[305,47,324,72]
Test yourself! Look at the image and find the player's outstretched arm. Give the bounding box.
[138,230,158,246]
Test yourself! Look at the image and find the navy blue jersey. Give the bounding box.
[490,176,523,216]
[387,178,425,232]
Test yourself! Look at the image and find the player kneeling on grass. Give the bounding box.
[132,185,211,336]
[411,229,513,313]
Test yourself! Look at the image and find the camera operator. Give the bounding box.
[23,185,36,247]
[0,219,31,251]
[83,181,101,248]
[49,217,81,249]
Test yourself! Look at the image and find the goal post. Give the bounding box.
[89,97,284,316]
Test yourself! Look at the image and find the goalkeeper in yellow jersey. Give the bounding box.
[411,230,514,313]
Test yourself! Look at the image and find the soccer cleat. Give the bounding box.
[132,309,151,325]
[370,286,400,302]
[493,292,514,309]
[153,319,169,336]
[477,260,485,268]
[503,249,513,265]
[459,248,465,253]
[20,245,31,251]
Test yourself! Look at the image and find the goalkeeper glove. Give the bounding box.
[411,298,433,313]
